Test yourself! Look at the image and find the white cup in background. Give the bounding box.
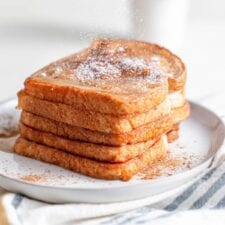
[129,0,189,54]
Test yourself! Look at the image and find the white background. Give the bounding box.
[0,0,225,101]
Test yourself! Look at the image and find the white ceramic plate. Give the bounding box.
[0,99,224,203]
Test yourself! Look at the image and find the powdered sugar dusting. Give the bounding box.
[73,53,166,94]
[36,40,174,95]
[76,54,121,81]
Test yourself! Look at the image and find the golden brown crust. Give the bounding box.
[24,39,186,115]
[24,79,168,116]
[19,122,158,162]
[18,91,172,133]
[21,102,190,146]
[13,137,167,181]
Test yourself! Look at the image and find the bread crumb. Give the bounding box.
[20,174,45,183]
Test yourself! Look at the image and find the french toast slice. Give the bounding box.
[24,39,186,115]
[13,135,167,181]
[19,122,158,162]
[18,91,182,133]
[21,102,190,146]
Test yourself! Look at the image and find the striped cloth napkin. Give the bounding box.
[1,92,225,225]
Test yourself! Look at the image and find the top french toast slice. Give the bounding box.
[24,39,186,115]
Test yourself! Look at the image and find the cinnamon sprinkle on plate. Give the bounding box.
[138,150,196,180]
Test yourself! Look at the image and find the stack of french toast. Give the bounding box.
[14,39,190,181]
